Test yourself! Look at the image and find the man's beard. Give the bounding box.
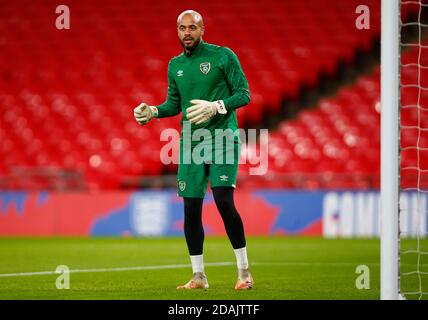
[181,37,201,52]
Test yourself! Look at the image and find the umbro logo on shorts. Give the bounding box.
[220,175,228,181]
[177,70,184,77]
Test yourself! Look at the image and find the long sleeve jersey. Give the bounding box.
[156,41,250,146]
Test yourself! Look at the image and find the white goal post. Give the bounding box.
[381,0,400,300]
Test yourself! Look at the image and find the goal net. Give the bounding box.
[399,0,428,300]
[381,0,428,300]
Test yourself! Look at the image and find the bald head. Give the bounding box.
[177,10,204,27]
[177,10,205,54]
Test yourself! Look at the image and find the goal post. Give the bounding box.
[381,0,400,300]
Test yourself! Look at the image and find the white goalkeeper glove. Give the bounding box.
[186,99,227,125]
[134,103,158,125]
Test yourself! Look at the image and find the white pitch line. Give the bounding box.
[0,261,335,277]
[0,261,380,278]
[0,262,234,278]
[2,261,426,278]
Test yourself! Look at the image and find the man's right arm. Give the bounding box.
[156,61,182,118]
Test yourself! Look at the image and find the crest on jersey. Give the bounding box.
[200,62,211,74]
[179,181,186,191]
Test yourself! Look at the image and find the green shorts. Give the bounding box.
[177,142,240,198]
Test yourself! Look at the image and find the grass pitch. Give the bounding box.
[0,237,426,300]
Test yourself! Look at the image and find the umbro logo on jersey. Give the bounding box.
[220,175,228,181]
[200,62,211,74]
[177,70,184,77]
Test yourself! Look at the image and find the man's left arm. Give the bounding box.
[221,48,250,111]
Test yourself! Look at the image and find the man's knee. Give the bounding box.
[213,188,237,214]
[215,198,233,213]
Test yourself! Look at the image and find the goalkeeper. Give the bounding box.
[134,10,253,290]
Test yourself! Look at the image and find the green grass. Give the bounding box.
[0,237,426,300]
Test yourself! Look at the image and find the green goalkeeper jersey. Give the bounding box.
[156,41,250,147]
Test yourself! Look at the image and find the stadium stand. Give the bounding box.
[0,0,422,190]
[240,39,428,190]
